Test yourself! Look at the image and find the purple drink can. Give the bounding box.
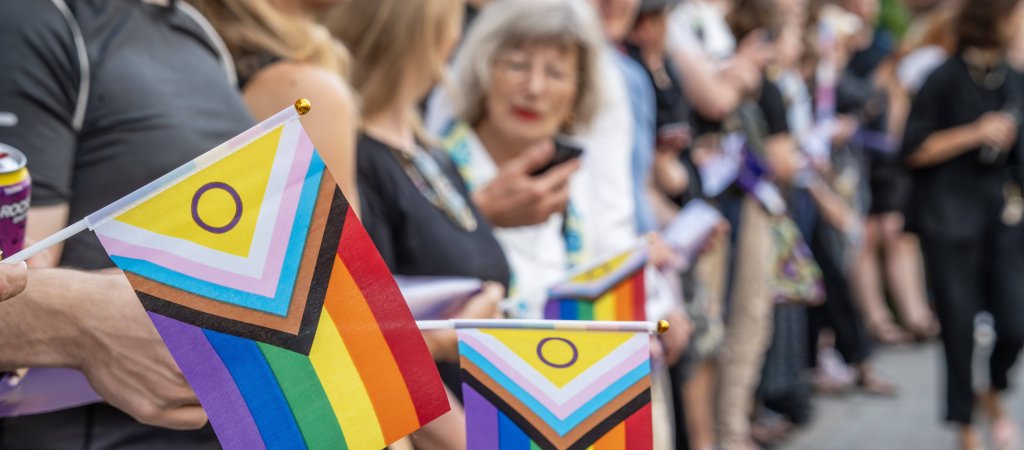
[0,143,30,257]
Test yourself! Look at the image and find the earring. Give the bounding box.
[563,112,578,129]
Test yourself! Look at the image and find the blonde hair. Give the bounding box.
[188,0,349,78]
[327,0,464,120]
[452,0,605,133]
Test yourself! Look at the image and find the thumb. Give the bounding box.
[506,140,554,174]
[0,261,27,301]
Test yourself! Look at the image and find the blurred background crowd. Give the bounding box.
[1,0,1023,449]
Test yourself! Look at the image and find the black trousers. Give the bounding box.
[807,220,873,368]
[920,223,1024,424]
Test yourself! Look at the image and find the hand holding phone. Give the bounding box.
[530,139,584,176]
[474,140,582,227]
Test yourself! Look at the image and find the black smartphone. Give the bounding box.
[531,139,584,176]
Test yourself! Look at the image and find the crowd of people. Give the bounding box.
[0,0,1022,449]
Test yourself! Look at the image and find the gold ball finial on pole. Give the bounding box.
[657,320,670,335]
[294,98,312,116]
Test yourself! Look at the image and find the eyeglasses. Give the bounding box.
[493,52,578,87]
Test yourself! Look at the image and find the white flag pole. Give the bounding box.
[1,99,313,266]
[416,319,670,335]
[2,219,89,264]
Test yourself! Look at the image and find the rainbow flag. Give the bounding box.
[544,247,647,322]
[458,322,653,449]
[89,104,449,449]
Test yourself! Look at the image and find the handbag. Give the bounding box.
[769,215,825,305]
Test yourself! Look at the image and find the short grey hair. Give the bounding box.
[451,0,606,133]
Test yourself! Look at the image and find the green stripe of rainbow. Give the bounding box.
[544,269,646,321]
[150,207,449,449]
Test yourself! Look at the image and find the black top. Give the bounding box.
[901,54,1023,240]
[0,0,254,270]
[734,75,789,160]
[624,45,693,133]
[356,134,511,287]
[758,77,790,137]
[235,50,282,91]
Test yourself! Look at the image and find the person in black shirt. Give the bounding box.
[332,1,508,448]
[0,0,254,448]
[902,1,1024,448]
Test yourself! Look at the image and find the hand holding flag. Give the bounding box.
[7,101,449,450]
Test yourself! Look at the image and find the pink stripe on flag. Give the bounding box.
[460,333,648,419]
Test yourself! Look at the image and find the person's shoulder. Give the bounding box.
[248,62,346,93]
[245,61,353,111]
[0,1,76,50]
[244,61,357,133]
[0,1,65,26]
[928,55,963,79]
[914,55,960,93]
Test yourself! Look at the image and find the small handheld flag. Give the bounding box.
[20,101,450,449]
[456,320,657,449]
[544,245,648,322]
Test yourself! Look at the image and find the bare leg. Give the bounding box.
[409,386,465,450]
[960,425,987,450]
[851,215,908,344]
[981,389,1020,450]
[685,362,718,450]
[881,213,938,338]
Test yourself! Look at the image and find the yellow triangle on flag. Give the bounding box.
[570,251,632,283]
[114,127,283,257]
[480,329,634,388]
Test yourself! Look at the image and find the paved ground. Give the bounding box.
[782,342,1024,450]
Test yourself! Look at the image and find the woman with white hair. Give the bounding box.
[437,0,606,318]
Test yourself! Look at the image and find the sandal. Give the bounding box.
[856,369,898,397]
[751,411,794,447]
[992,417,1021,450]
[961,428,989,450]
[813,369,854,395]
[868,320,913,345]
[905,319,941,342]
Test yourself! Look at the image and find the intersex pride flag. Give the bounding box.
[458,322,653,449]
[88,103,448,449]
[544,246,648,322]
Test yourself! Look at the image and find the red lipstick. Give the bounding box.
[512,107,540,122]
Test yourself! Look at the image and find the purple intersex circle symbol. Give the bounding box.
[536,337,579,369]
[191,182,243,234]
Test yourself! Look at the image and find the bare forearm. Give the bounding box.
[906,124,981,168]
[0,268,98,370]
[765,134,805,184]
[652,155,689,196]
[672,51,744,121]
[808,178,853,230]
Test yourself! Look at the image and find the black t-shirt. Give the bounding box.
[734,76,789,159]
[758,77,790,137]
[901,54,1023,240]
[0,0,255,270]
[356,134,511,287]
[0,0,253,446]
